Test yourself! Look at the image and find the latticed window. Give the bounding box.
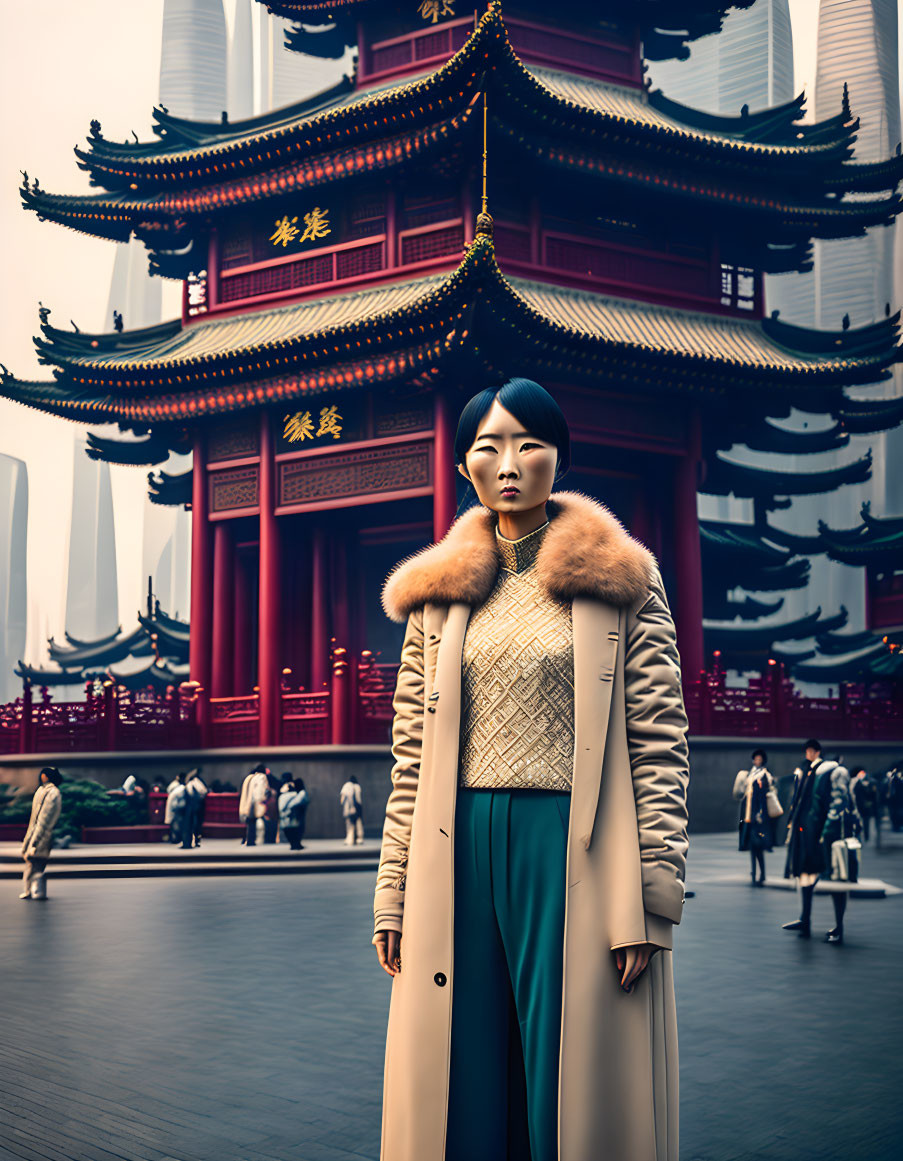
[400,224,464,265]
[347,195,387,239]
[414,29,450,60]
[400,192,460,231]
[336,242,385,280]
[370,42,412,73]
[219,253,334,302]
[221,232,254,270]
[495,225,532,264]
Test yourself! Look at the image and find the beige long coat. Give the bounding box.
[373,491,690,1161]
[22,782,62,858]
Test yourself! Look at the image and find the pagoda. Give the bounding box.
[4,0,902,747]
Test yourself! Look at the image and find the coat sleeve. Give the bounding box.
[373,606,425,940]
[623,568,690,950]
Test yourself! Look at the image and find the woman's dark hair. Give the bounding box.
[295,777,306,792]
[40,766,62,787]
[804,738,822,753]
[751,749,767,765]
[280,771,294,785]
[267,773,281,791]
[454,378,570,516]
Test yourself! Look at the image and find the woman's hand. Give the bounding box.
[375,930,402,977]
[614,943,657,992]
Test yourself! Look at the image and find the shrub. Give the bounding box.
[0,778,146,840]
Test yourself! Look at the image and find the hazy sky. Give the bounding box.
[0,1,898,663]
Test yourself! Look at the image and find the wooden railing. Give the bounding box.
[2,655,900,756]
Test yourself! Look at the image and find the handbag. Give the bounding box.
[766,787,783,819]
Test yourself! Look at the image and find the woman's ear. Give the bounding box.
[457,461,471,482]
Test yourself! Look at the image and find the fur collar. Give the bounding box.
[381,490,656,623]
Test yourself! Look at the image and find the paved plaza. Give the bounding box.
[1,833,902,1161]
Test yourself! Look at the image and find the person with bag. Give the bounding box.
[732,748,782,886]
[818,762,863,945]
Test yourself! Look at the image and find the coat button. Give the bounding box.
[434,972,447,987]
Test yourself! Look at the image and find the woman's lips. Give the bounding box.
[500,487,519,496]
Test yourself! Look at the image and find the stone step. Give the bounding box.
[1,857,378,880]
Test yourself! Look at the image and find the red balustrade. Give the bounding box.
[5,654,901,756]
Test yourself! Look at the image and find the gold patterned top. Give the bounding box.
[458,520,575,792]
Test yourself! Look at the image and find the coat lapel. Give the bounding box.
[570,597,620,853]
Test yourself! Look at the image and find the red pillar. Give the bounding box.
[233,551,251,695]
[211,521,234,698]
[258,412,281,746]
[433,389,457,541]
[310,526,329,692]
[206,229,219,311]
[672,413,705,680]
[189,437,213,696]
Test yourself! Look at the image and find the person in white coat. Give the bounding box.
[340,775,364,845]
[20,767,63,900]
[239,763,271,846]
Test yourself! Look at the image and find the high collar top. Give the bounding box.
[494,519,550,575]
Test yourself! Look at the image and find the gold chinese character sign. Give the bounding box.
[418,1,455,24]
[283,403,344,444]
[270,206,332,249]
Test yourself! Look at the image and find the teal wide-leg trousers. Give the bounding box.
[445,787,570,1161]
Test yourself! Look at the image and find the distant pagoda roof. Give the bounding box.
[3,234,901,431]
[816,503,903,568]
[773,631,903,683]
[699,520,810,592]
[16,605,189,691]
[702,449,875,499]
[703,593,785,622]
[19,5,901,261]
[258,0,761,62]
[704,605,849,668]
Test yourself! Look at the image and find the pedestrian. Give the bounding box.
[262,773,281,844]
[816,761,863,945]
[782,739,824,937]
[885,763,903,831]
[278,776,310,850]
[372,380,689,1161]
[184,769,209,848]
[166,773,189,846]
[238,763,270,846]
[851,766,878,843]
[340,774,364,845]
[733,748,780,885]
[20,766,63,901]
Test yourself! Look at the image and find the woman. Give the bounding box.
[372,378,689,1161]
[20,766,63,900]
[733,748,776,886]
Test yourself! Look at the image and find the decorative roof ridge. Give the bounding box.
[68,5,502,188]
[150,76,356,145]
[646,87,815,144]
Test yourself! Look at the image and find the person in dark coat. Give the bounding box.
[782,739,825,938]
[816,762,863,944]
[733,748,776,886]
[851,767,877,843]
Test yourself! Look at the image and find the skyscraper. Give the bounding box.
[65,434,119,642]
[161,0,228,122]
[0,456,28,703]
[646,0,794,114]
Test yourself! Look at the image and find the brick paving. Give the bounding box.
[1,834,901,1161]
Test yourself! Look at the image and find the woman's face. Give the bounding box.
[459,398,558,514]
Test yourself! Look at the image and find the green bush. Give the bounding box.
[0,778,146,841]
